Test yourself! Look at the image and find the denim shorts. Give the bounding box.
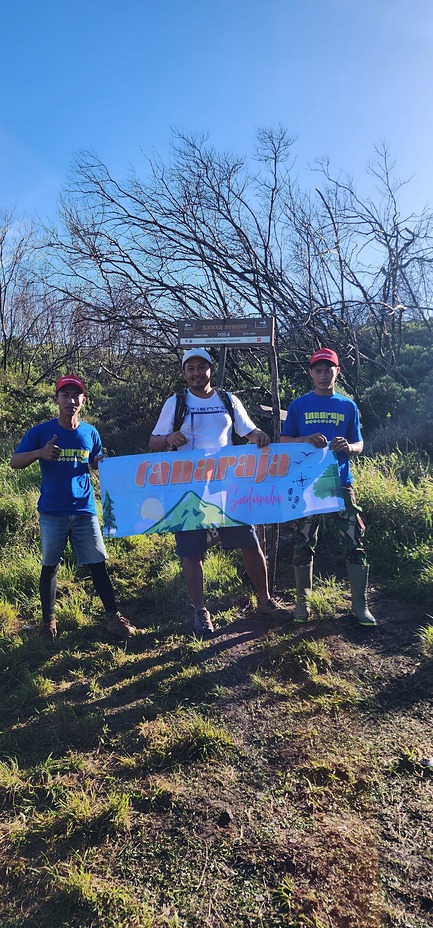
[175,524,260,558]
[39,513,107,566]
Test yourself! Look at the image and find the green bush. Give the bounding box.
[354,453,433,598]
[0,372,54,449]
[360,375,416,434]
[0,459,40,547]
[89,374,181,455]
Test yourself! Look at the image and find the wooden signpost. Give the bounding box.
[178,317,274,347]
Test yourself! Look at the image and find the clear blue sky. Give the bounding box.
[1,0,432,223]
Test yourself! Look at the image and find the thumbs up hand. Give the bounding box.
[40,434,61,461]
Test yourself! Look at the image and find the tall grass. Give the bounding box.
[0,546,41,612]
[353,451,433,600]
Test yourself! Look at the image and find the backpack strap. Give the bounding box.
[216,389,246,445]
[216,389,235,427]
[173,389,188,433]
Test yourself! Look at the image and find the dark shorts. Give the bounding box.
[175,525,260,558]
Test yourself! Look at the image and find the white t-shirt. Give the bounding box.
[152,389,257,452]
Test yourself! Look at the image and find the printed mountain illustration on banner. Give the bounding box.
[144,490,245,534]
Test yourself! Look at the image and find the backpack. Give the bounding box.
[173,388,246,445]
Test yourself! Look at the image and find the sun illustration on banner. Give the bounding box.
[141,498,164,523]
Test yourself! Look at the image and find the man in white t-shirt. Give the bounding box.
[150,348,287,635]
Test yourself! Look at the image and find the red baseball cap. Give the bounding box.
[309,348,339,367]
[55,374,86,393]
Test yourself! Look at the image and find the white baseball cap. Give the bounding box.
[182,348,213,366]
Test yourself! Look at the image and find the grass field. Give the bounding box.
[0,455,432,927]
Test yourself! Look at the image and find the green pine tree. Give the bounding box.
[103,491,118,534]
[313,462,341,499]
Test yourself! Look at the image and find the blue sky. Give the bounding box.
[1,0,432,223]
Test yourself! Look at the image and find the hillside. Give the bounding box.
[0,533,432,928]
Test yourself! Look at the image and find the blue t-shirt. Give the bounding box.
[15,419,102,515]
[281,391,362,486]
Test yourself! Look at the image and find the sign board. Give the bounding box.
[99,444,344,538]
[178,317,274,347]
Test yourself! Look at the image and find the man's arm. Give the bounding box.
[10,435,61,469]
[149,431,188,451]
[148,395,187,451]
[89,431,105,470]
[245,428,271,448]
[91,453,106,470]
[329,437,364,456]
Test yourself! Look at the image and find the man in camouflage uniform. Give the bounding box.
[280,348,376,627]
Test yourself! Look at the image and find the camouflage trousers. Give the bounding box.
[293,486,367,567]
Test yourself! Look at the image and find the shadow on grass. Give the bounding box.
[358,655,433,714]
[2,584,431,770]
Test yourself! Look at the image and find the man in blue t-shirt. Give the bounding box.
[10,375,136,641]
[280,348,376,627]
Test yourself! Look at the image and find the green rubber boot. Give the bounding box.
[346,563,377,627]
[293,562,313,623]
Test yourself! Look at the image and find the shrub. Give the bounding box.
[354,453,433,598]
[0,373,54,449]
[360,375,416,434]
